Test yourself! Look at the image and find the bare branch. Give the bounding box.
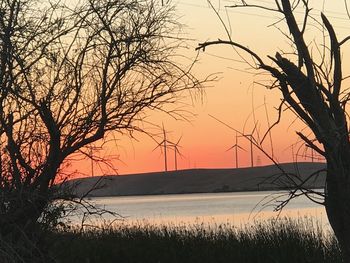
[197,40,265,66]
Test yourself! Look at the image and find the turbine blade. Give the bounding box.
[175,135,183,145]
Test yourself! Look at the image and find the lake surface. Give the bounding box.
[76,190,329,229]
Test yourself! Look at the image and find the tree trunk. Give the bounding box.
[325,160,350,261]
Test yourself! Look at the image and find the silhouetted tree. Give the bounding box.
[198,0,350,260]
[0,0,200,239]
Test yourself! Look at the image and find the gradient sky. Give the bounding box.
[71,0,350,176]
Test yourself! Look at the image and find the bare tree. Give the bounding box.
[0,0,201,239]
[197,0,350,260]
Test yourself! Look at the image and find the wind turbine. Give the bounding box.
[90,146,94,176]
[88,144,94,177]
[263,98,274,159]
[171,136,184,171]
[153,124,172,172]
[305,145,315,163]
[243,125,257,168]
[207,114,257,168]
[226,132,246,168]
[256,155,262,166]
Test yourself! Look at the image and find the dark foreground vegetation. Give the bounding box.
[3,218,338,263]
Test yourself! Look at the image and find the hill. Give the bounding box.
[68,162,326,197]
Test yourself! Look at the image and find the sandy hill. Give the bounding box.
[69,162,326,197]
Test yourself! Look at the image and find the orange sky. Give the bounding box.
[70,0,350,177]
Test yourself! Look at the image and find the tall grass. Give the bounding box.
[48,217,342,263]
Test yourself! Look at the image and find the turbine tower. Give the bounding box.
[226,132,245,168]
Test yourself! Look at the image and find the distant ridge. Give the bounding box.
[69,162,326,197]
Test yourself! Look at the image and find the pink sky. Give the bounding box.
[70,0,349,176]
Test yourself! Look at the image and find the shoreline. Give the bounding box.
[86,186,325,198]
[69,162,326,197]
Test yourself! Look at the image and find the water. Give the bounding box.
[73,190,329,228]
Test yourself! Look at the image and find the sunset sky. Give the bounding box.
[73,0,350,176]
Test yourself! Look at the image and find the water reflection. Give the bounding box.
[71,191,329,229]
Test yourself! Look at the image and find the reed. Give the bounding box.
[48,217,342,263]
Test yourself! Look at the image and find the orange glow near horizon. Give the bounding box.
[69,0,350,177]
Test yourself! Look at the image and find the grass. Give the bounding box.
[46,217,342,263]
